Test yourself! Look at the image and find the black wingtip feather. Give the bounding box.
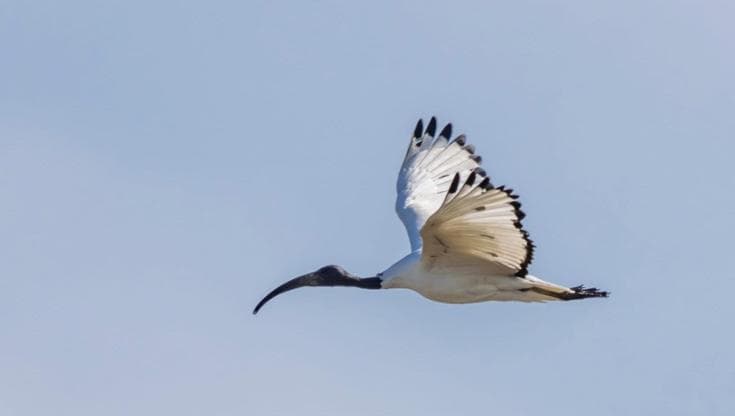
[465,171,477,187]
[478,177,493,189]
[510,202,525,220]
[453,135,466,146]
[447,173,461,194]
[413,119,424,139]
[439,123,452,139]
[426,117,437,137]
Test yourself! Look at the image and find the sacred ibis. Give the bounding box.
[253,117,608,314]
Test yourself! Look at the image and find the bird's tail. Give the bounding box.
[522,275,609,301]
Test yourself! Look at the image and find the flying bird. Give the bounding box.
[254,117,608,314]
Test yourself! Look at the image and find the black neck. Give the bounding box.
[340,276,382,289]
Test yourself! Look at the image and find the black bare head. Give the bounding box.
[315,265,351,280]
[253,265,382,315]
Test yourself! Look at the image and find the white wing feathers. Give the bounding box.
[396,118,483,252]
[421,171,534,277]
[396,117,534,277]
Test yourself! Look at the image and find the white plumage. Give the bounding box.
[253,117,607,314]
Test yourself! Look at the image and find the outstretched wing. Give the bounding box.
[396,117,483,251]
[420,168,534,277]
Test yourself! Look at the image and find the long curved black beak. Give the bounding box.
[253,273,319,315]
[253,273,382,315]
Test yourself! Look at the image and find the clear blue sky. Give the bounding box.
[2,1,734,415]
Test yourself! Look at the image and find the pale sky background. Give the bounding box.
[2,1,734,415]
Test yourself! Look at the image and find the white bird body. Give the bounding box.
[253,117,607,314]
[380,253,571,303]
